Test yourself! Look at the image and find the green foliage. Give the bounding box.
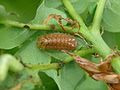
[103,31,120,49]
[44,62,108,90]
[0,5,8,21]
[39,71,59,90]
[0,0,120,90]
[102,0,120,32]
[75,76,108,90]
[0,0,42,22]
[15,32,51,64]
[0,26,35,49]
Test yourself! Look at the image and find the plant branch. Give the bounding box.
[27,63,60,70]
[64,48,95,63]
[0,20,74,33]
[61,0,87,29]
[61,0,120,74]
[61,0,111,57]
[90,31,112,57]
[26,48,95,70]
[91,0,106,31]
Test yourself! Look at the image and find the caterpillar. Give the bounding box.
[37,33,77,51]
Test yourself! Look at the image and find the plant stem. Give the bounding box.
[90,31,112,57]
[26,48,95,70]
[5,20,51,30]
[1,20,74,33]
[61,0,120,74]
[88,0,112,57]
[61,0,87,29]
[91,0,106,31]
[111,57,120,73]
[61,0,111,57]
[64,48,95,63]
[61,0,89,37]
[28,63,60,70]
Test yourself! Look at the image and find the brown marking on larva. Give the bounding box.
[37,33,77,51]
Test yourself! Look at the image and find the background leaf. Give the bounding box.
[44,62,108,90]
[0,25,35,49]
[15,32,51,64]
[45,0,94,14]
[32,1,67,24]
[0,70,41,90]
[75,76,108,90]
[0,0,42,22]
[102,31,120,49]
[102,0,120,32]
[39,71,59,90]
[0,5,8,21]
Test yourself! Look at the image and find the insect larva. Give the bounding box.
[37,33,77,50]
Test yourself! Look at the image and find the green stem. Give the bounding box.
[61,0,87,29]
[91,0,106,31]
[5,20,51,30]
[61,0,89,37]
[26,48,95,70]
[1,20,73,33]
[90,31,112,57]
[28,63,60,70]
[64,48,95,63]
[62,0,120,74]
[89,0,112,57]
[111,57,120,73]
[61,0,111,57]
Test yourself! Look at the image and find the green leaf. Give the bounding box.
[45,0,62,8]
[102,0,120,32]
[0,5,8,21]
[32,1,67,24]
[44,62,108,90]
[72,0,89,14]
[45,0,92,14]
[45,50,69,61]
[0,72,17,89]
[0,0,42,22]
[102,31,120,49]
[45,0,78,8]
[18,70,41,90]
[15,32,51,64]
[39,71,59,90]
[75,76,108,90]
[0,25,35,49]
[0,70,41,90]
[45,62,85,90]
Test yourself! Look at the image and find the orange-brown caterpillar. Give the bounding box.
[37,33,77,50]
